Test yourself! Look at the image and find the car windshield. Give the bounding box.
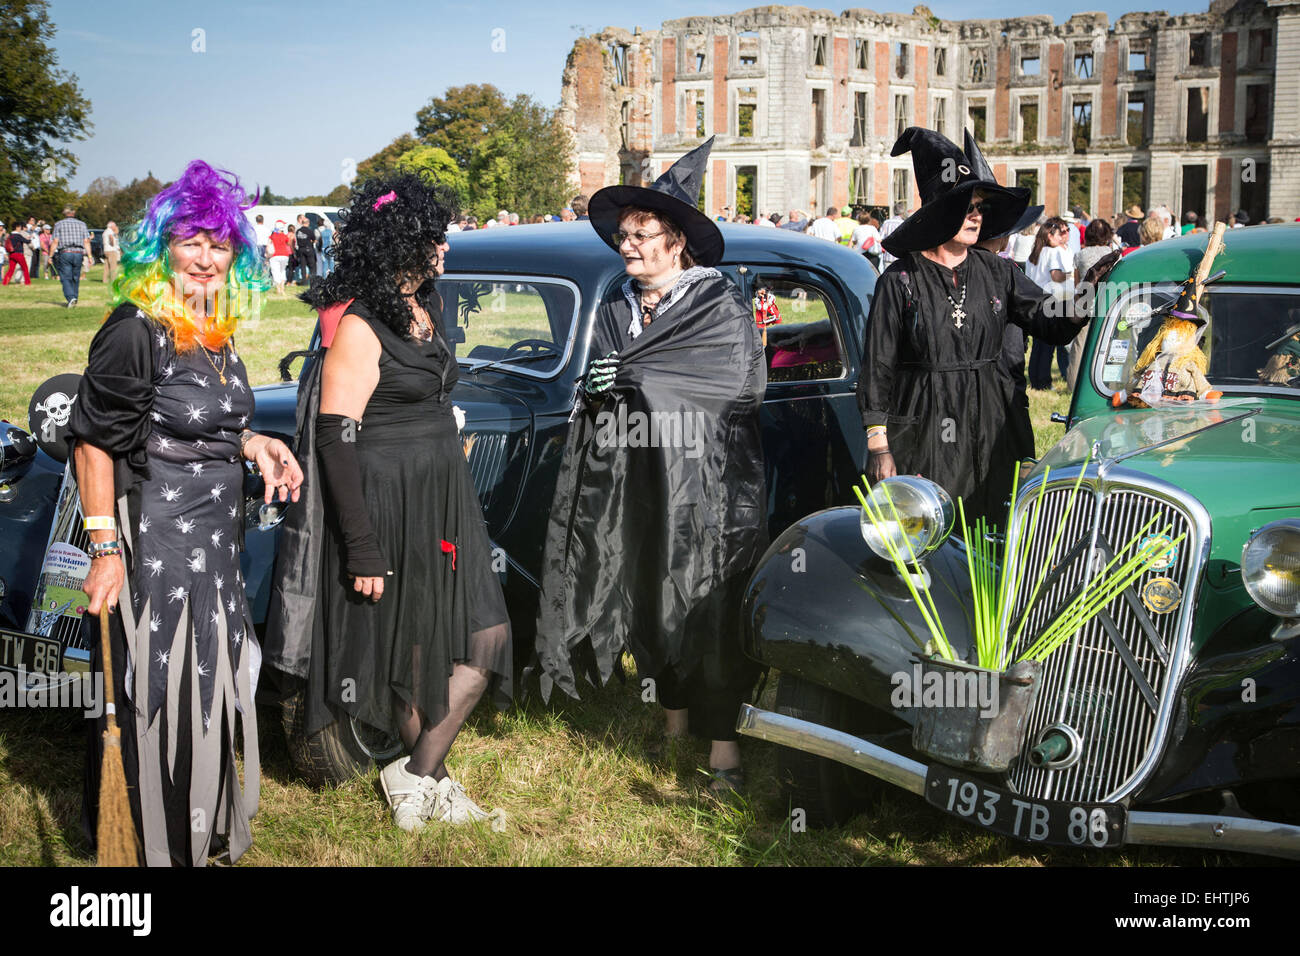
[435,274,578,378]
[1094,285,1300,399]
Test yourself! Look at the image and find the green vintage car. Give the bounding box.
[738,223,1300,859]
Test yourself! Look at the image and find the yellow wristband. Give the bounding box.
[83,515,116,532]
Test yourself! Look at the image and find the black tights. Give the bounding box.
[394,663,489,780]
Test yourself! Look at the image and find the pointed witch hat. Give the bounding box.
[588,137,724,267]
[882,127,1030,257]
[963,129,1044,241]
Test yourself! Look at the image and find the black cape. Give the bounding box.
[535,269,767,699]
[857,249,1081,526]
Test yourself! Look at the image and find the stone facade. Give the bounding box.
[562,1,1299,223]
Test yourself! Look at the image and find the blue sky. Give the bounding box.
[47,0,1205,197]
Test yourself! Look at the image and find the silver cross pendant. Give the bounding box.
[952,307,966,328]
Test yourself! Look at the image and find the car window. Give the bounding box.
[436,274,579,379]
[749,274,847,383]
[1095,285,1300,396]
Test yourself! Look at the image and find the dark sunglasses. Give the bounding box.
[966,201,988,215]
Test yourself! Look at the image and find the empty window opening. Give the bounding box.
[735,165,757,219]
[619,101,630,149]
[1188,33,1209,67]
[684,35,707,73]
[812,34,827,67]
[855,38,870,70]
[852,91,869,147]
[695,94,706,137]
[810,165,827,210]
[892,168,910,210]
[1072,99,1092,152]
[1015,170,1039,203]
[1021,55,1040,76]
[1185,87,1208,142]
[1245,85,1269,141]
[935,47,947,76]
[737,88,757,137]
[894,93,911,139]
[738,31,759,68]
[895,41,909,79]
[1126,93,1147,147]
[1248,29,1273,67]
[1074,44,1094,78]
[969,47,988,83]
[1128,43,1148,72]
[1068,168,1092,213]
[1019,99,1038,143]
[968,101,987,142]
[932,96,948,140]
[1180,164,1207,223]
[610,43,628,85]
[811,88,827,148]
[851,166,869,204]
[1122,167,1148,214]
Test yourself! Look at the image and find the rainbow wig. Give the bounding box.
[112,160,271,351]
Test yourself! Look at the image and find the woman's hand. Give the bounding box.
[83,555,125,615]
[867,448,897,484]
[352,575,385,601]
[245,434,304,503]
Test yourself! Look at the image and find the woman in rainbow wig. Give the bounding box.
[69,160,303,866]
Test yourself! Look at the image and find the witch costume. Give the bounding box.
[861,128,1084,526]
[535,139,767,740]
[72,304,260,867]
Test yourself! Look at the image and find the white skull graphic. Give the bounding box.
[36,391,77,429]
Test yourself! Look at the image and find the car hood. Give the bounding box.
[1036,397,1300,512]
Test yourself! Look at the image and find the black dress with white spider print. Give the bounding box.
[69,304,258,867]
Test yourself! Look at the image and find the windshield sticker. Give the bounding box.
[1141,577,1183,615]
[1107,340,1131,363]
[1139,534,1179,571]
[1103,363,1124,381]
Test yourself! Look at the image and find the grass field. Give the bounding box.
[2,274,1229,868]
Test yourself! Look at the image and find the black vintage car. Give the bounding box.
[0,222,875,784]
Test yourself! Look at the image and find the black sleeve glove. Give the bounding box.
[315,413,388,577]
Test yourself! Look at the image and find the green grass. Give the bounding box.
[5,278,1228,868]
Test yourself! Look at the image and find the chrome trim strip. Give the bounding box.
[738,704,1300,860]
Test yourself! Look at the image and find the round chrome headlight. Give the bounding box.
[1242,519,1300,618]
[858,476,954,561]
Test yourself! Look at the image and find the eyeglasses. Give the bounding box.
[966,201,988,216]
[612,230,664,245]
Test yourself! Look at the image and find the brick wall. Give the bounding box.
[1215,156,1234,220]
[832,160,849,210]
[995,42,1010,140]
[1101,38,1119,138]
[875,41,890,137]
[662,38,677,135]
[1045,161,1061,214]
[712,158,726,216]
[874,161,889,204]
[713,35,729,135]
[834,37,850,135]
[915,45,929,128]
[1098,161,1116,215]
[1047,42,1064,143]
[1219,31,1237,134]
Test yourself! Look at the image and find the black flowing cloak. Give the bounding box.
[536,273,767,700]
[857,249,1080,527]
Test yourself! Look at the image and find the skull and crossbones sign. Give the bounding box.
[35,391,77,441]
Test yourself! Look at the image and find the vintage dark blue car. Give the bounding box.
[0,222,876,783]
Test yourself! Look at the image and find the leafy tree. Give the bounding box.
[20,178,81,223]
[78,175,120,227]
[0,0,93,225]
[395,144,467,204]
[105,173,165,227]
[415,85,506,169]
[323,184,351,207]
[465,95,572,219]
[355,133,417,185]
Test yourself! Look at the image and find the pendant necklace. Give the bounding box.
[945,282,968,329]
[202,343,228,384]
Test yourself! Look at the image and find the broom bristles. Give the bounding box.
[97,726,139,867]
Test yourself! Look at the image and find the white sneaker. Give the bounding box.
[380,757,439,832]
[430,777,506,831]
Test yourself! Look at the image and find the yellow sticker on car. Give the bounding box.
[1141,576,1183,615]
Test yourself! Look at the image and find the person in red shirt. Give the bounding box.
[267,221,293,295]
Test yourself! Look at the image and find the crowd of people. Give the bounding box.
[1,208,119,306]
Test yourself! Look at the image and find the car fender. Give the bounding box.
[742,505,977,724]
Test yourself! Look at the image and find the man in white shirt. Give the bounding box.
[877,203,908,269]
[252,214,272,256]
[806,206,840,241]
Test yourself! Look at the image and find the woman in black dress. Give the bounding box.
[73,160,303,865]
[284,175,510,831]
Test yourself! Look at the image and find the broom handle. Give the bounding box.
[98,605,119,731]
[1195,222,1227,290]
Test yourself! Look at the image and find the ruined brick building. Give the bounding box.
[560,1,1299,225]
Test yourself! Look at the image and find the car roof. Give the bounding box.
[444,220,872,279]
[1113,222,1300,287]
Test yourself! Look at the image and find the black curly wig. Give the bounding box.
[302,173,455,340]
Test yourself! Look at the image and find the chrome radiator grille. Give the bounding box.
[1004,474,1200,803]
[465,431,508,511]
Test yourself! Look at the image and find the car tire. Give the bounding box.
[280,680,402,787]
[773,673,886,828]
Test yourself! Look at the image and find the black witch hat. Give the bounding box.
[589,137,724,267]
[881,127,1030,256]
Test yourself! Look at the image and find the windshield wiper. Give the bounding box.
[464,351,558,375]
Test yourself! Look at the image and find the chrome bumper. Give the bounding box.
[737,703,1300,861]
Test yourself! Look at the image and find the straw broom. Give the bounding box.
[97,605,139,866]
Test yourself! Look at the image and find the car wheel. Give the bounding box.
[773,673,888,828]
[280,680,403,787]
